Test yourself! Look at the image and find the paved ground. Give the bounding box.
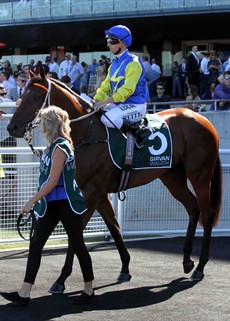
[0,236,229,321]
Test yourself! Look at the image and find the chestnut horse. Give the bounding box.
[7,69,222,293]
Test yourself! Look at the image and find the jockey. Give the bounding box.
[93,24,151,148]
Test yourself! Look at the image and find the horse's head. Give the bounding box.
[7,67,93,138]
[7,68,49,138]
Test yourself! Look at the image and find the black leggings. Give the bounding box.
[24,200,94,284]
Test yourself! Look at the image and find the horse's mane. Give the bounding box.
[51,78,93,112]
[28,76,93,113]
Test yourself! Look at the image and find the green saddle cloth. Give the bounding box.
[107,114,172,169]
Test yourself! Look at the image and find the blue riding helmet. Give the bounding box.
[105,25,132,47]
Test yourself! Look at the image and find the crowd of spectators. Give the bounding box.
[0,53,110,109]
[1,47,230,115]
[142,47,230,111]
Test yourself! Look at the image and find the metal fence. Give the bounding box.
[1,106,230,245]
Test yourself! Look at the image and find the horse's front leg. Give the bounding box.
[48,208,95,293]
[96,196,131,283]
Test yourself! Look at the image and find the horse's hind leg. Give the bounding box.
[168,156,222,281]
[49,208,95,293]
[188,170,219,280]
[160,164,200,275]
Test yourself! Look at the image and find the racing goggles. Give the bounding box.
[224,75,230,80]
[106,37,120,45]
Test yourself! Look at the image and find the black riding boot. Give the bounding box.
[121,119,152,148]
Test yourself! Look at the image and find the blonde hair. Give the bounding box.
[40,105,73,148]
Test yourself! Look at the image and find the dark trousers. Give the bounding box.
[24,200,94,284]
[200,74,211,99]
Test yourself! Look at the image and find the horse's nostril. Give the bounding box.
[7,123,19,136]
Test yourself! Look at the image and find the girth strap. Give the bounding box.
[117,132,134,192]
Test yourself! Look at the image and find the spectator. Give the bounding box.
[151,58,161,75]
[185,85,201,112]
[178,57,187,99]
[172,61,182,98]
[88,65,107,97]
[60,75,80,94]
[33,60,43,76]
[29,59,35,70]
[58,52,71,79]
[1,67,15,88]
[0,71,15,95]
[186,45,200,90]
[47,71,59,79]
[42,57,51,75]
[87,58,99,77]
[0,84,12,103]
[208,50,221,96]
[150,81,171,112]
[66,55,84,93]
[0,84,16,160]
[7,71,27,106]
[49,57,59,75]
[212,71,230,110]
[80,84,91,102]
[100,55,110,70]
[199,52,210,99]
[23,64,32,81]
[142,55,160,99]
[80,61,90,87]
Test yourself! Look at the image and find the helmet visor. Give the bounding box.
[106,36,120,45]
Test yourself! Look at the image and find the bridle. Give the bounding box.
[23,79,96,154]
[24,80,51,152]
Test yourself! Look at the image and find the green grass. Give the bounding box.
[0,234,162,251]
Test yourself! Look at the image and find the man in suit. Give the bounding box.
[178,57,187,99]
[7,71,27,112]
[186,45,200,90]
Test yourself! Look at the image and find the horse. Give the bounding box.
[7,68,222,293]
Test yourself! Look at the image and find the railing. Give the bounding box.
[1,106,230,245]
[0,0,229,24]
[1,147,230,244]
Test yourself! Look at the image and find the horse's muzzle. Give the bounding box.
[7,122,25,138]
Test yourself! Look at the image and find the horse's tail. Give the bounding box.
[210,155,222,227]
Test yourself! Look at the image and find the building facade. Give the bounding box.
[0,0,230,73]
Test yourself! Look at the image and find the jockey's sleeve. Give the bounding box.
[112,61,143,103]
[94,60,143,103]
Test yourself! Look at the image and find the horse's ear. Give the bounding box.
[40,66,47,82]
[29,70,36,79]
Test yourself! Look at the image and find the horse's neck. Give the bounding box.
[51,82,86,119]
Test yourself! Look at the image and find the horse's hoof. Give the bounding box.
[190,270,204,281]
[116,273,132,283]
[48,282,65,294]
[183,260,195,274]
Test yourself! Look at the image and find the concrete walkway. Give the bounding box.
[0,237,229,321]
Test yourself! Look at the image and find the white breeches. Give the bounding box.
[101,103,147,129]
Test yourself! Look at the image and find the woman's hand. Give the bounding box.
[21,199,34,215]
